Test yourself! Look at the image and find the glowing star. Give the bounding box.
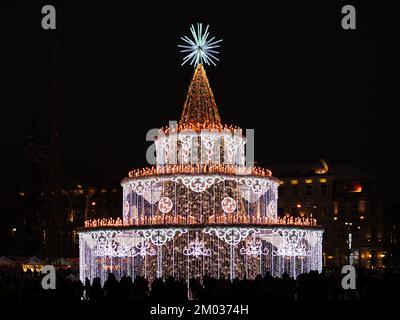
[178,23,222,67]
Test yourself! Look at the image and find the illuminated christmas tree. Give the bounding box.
[180,64,221,127]
[79,24,323,285]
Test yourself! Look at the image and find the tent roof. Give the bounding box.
[21,256,44,265]
[0,256,16,266]
[49,257,72,266]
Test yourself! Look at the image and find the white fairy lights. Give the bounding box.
[79,26,323,284]
[221,197,236,213]
[183,233,211,257]
[79,227,323,284]
[178,23,222,67]
[158,197,173,213]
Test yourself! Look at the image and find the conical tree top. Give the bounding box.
[179,64,221,127]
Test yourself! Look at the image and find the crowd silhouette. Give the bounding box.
[0,267,399,303]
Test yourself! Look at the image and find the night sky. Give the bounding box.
[0,1,399,207]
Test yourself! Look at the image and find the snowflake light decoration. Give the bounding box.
[240,238,268,256]
[221,197,236,213]
[158,197,173,213]
[183,233,211,257]
[178,23,222,67]
[136,240,156,258]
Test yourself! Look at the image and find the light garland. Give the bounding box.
[127,164,273,178]
[155,127,247,166]
[84,217,123,228]
[79,226,323,284]
[84,215,317,228]
[160,123,241,134]
[79,41,324,285]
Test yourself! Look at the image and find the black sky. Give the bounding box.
[0,1,399,207]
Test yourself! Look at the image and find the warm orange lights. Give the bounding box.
[360,216,365,220]
[127,164,273,178]
[296,204,302,208]
[178,64,222,127]
[84,215,318,228]
[305,179,313,184]
[85,217,123,228]
[290,180,298,185]
[319,178,327,183]
[346,183,362,193]
[160,123,242,134]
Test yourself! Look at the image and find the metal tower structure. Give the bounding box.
[48,0,66,258]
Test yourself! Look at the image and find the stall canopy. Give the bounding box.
[21,256,45,272]
[0,256,16,268]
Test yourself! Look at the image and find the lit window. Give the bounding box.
[69,212,74,223]
[291,180,298,185]
[319,178,327,183]
[305,179,313,184]
[347,183,362,193]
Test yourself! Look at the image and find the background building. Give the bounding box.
[269,159,386,269]
[12,183,120,258]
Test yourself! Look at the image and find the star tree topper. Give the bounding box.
[178,23,223,67]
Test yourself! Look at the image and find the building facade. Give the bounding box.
[270,159,385,269]
[14,183,120,258]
